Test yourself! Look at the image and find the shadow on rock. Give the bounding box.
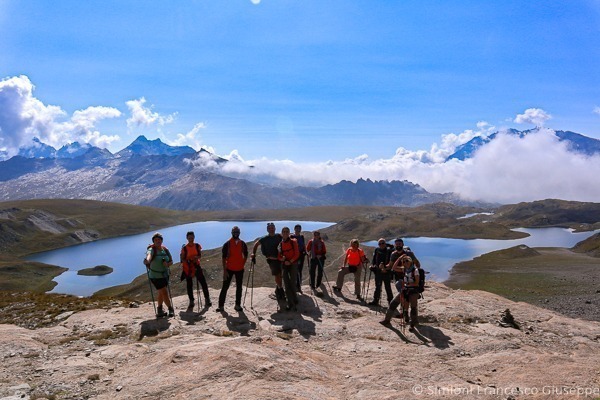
[178,310,204,325]
[416,325,454,349]
[225,310,257,336]
[139,318,171,340]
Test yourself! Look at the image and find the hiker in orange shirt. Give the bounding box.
[333,239,368,300]
[216,226,248,312]
[180,231,211,311]
[278,226,300,311]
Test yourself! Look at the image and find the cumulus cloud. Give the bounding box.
[514,108,552,127]
[594,106,600,115]
[168,122,207,149]
[125,97,176,129]
[0,75,121,156]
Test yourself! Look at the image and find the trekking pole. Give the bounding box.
[365,267,372,303]
[319,258,333,294]
[195,272,201,312]
[145,268,157,317]
[361,261,368,302]
[243,263,252,308]
[250,261,255,310]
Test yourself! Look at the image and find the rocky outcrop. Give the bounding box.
[1,282,599,399]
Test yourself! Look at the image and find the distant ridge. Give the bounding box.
[116,135,196,157]
[447,128,600,161]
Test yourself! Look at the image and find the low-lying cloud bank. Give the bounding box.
[2,74,599,204]
[202,128,600,204]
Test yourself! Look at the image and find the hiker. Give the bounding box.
[333,239,368,300]
[306,230,327,290]
[216,226,248,312]
[278,226,300,310]
[368,238,393,306]
[144,232,174,317]
[381,255,420,330]
[180,231,211,310]
[251,222,285,302]
[291,224,307,293]
[388,238,420,286]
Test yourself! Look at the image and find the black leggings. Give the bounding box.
[186,268,210,301]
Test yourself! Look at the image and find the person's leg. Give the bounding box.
[186,276,194,307]
[197,268,211,306]
[354,268,362,297]
[334,268,347,290]
[371,270,382,304]
[409,292,419,328]
[316,260,324,288]
[309,258,317,288]
[383,273,394,304]
[233,270,244,309]
[382,293,402,323]
[400,291,409,323]
[282,265,296,308]
[296,254,305,291]
[218,270,233,310]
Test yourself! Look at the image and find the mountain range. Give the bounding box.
[1,129,598,210]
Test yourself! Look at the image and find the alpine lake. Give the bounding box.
[27,221,598,297]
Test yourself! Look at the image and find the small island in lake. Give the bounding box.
[77,265,113,276]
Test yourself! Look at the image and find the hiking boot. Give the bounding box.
[188,299,195,310]
[156,307,167,318]
[205,299,212,307]
[234,304,243,311]
[332,286,341,292]
[403,311,410,324]
[368,299,379,306]
[379,319,391,326]
[168,307,175,317]
[356,294,363,301]
[275,287,286,301]
[216,305,224,312]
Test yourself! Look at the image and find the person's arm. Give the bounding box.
[391,256,403,272]
[343,250,349,268]
[290,240,300,263]
[306,240,312,255]
[163,248,173,267]
[321,242,327,257]
[251,240,260,262]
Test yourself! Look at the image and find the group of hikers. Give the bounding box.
[143,222,424,330]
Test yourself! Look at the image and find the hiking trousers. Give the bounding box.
[336,266,362,296]
[309,257,324,288]
[186,268,210,302]
[282,262,298,307]
[296,253,306,290]
[218,269,244,308]
[373,270,393,303]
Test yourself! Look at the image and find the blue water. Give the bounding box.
[27,220,334,296]
[364,227,599,282]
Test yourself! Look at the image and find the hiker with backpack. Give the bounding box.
[278,226,300,310]
[388,238,420,286]
[291,224,307,293]
[306,230,327,291]
[180,231,211,311]
[380,255,422,330]
[333,239,368,300]
[251,222,285,303]
[144,232,175,318]
[368,238,394,306]
[216,226,248,312]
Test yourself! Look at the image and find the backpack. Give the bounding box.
[417,266,425,294]
[181,243,201,262]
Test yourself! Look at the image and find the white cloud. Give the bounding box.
[168,122,206,149]
[250,0,261,4]
[0,75,121,156]
[593,106,600,115]
[514,108,552,126]
[199,126,600,203]
[125,97,176,129]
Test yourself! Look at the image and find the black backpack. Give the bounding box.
[417,267,425,294]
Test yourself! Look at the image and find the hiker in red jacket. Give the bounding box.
[180,231,211,310]
[278,226,300,311]
[306,230,327,290]
[216,226,248,312]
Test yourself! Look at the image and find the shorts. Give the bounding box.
[267,259,282,276]
[151,278,168,290]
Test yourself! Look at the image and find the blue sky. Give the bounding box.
[1,0,599,163]
[2,1,600,203]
